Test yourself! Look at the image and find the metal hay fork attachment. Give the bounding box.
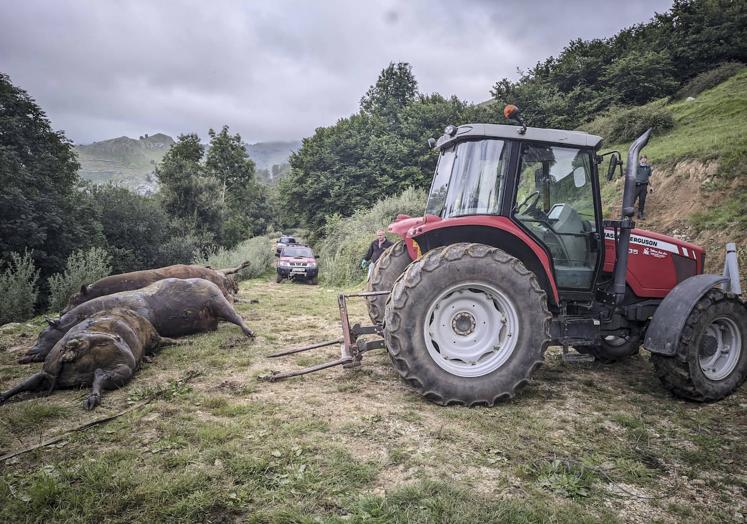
[260,291,388,382]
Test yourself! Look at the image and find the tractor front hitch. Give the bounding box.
[259,291,388,382]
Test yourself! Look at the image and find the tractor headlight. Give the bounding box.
[279,261,291,268]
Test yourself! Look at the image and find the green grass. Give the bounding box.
[596,68,747,171]
[0,279,745,522]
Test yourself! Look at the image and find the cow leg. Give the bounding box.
[210,297,255,338]
[18,349,48,365]
[0,372,49,405]
[84,366,133,410]
[158,336,184,347]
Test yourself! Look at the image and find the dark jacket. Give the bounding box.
[364,238,393,264]
[635,163,652,184]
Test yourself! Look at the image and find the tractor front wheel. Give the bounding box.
[366,241,412,324]
[383,243,551,406]
[651,289,747,402]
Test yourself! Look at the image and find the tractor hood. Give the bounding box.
[388,214,426,240]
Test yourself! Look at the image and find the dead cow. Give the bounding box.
[20,278,254,364]
[0,309,178,409]
[62,262,250,313]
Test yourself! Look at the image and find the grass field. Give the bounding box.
[1,278,746,523]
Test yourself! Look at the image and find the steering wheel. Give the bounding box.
[515,191,541,215]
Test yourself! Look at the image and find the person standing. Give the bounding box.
[361,229,393,280]
[634,155,653,219]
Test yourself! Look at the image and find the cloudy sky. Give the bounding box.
[0,0,672,145]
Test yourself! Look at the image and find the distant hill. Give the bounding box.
[244,141,301,171]
[76,136,300,192]
[75,133,174,194]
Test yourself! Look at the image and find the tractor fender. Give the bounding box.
[643,274,728,356]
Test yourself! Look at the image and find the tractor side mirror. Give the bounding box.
[607,152,622,181]
[427,138,436,148]
[573,167,587,188]
[275,252,280,257]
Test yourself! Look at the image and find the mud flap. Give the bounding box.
[643,274,728,356]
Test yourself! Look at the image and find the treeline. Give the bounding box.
[491,0,746,129]
[0,73,273,319]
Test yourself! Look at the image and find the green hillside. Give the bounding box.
[75,133,174,193]
[76,136,300,192]
[244,140,301,171]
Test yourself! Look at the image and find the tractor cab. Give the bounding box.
[418,120,605,300]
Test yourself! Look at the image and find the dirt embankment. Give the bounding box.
[637,158,746,289]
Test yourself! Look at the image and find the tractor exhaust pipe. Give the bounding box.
[613,128,652,304]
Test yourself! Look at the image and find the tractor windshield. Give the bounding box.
[425,139,510,218]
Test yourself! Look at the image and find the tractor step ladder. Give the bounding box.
[259,291,388,382]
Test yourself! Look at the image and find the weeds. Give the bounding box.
[194,235,275,280]
[0,250,40,325]
[47,247,112,313]
[579,100,675,144]
[522,457,598,499]
[674,62,745,100]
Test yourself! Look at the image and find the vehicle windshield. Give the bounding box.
[279,236,296,244]
[425,139,511,218]
[282,246,313,257]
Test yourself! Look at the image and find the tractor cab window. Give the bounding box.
[513,144,598,289]
[425,139,510,218]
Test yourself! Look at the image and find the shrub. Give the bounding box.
[674,62,745,100]
[579,102,675,144]
[317,187,427,286]
[194,235,275,281]
[47,247,112,313]
[0,250,40,324]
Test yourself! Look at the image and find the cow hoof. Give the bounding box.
[0,395,7,406]
[84,394,100,410]
[243,328,255,338]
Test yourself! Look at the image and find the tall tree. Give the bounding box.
[0,73,102,281]
[360,62,419,122]
[205,125,270,246]
[156,133,222,245]
[282,66,498,233]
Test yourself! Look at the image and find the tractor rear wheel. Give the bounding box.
[383,243,551,406]
[651,289,747,402]
[366,241,412,324]
[575,334,641,363]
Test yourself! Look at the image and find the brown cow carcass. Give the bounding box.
[1,309,175,409]
[62,262,250,313]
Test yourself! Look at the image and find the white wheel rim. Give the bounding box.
[698,316,742,381]
[423,281,519,378]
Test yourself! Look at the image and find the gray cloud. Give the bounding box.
[0,0,672,144]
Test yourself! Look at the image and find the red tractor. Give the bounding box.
[268,106,745,406]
